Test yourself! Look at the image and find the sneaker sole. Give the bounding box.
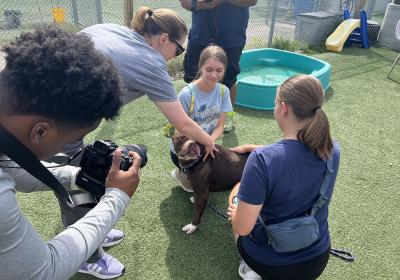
[101,236,124,248]
[78,268,124,279]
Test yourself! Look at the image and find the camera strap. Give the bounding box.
[0,125,96,208]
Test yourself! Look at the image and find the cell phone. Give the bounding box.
[232,196,238,205]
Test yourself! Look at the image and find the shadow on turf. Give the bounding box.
[159,187,241,279]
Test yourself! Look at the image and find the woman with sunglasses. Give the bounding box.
[73,6,217,160]
[54,7,217,279]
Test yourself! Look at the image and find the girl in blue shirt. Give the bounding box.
[227,75,340,280]
[170,45,232,191]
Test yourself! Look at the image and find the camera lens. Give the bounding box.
[122,144,148,168]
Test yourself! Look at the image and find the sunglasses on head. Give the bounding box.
[170,38,185,57]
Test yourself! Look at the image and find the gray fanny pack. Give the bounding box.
[258,156,334,253]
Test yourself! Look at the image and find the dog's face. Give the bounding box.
[172,131,203,161]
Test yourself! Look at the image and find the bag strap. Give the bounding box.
[219,83,225,97]
[310,156,334,216]
[0,125,96,208]
[257,153,334,226]
[187,83,196,116]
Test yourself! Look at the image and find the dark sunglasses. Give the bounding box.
[171,38,185,57]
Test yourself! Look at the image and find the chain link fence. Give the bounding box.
[0,0,393,49]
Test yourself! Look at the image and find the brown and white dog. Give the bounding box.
[172,131,250,234]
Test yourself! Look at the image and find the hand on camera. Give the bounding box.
[105,149,141,198]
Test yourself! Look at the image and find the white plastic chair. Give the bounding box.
[387,19,400,79]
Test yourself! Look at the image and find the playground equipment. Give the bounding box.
[387,19,400,79]
[325,10,369,52]
[236,48,331,111]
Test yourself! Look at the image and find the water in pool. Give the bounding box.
[239,64,307,85]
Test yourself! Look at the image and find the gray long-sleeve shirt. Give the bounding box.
[0,156,131,280]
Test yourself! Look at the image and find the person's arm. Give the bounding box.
[0,150,140,279]
[230,144,262,153]
[210,113,225,142]
[228,200,263,236]
[156,100,218,158]
[179,0,193,11]
[227,151,267,236]
[0,155,80,192]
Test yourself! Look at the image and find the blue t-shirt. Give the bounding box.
[169,83,232,153]
[79,24,177,104]
[238,140,340,266]
[189,3,250,48]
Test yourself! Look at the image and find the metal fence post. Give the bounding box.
[95,0,103,24]
[124,0,134,27]
[268,0,279,47]
[70,0,79,24]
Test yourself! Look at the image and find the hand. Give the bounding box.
[197,0,224,10]
[227,203,237,222]
[229,144,261,154]
[105,149,141,198]
[203,141,219,161]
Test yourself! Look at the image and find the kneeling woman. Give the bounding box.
[227,75,340,280]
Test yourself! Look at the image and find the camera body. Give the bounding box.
[75,140,147,197]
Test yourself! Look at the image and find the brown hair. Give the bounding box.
[131,6,188,42]
[278,74,333,159]
[197,45,227,77]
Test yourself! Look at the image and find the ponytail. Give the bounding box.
[131,6,153,36]
[278,75,333,159]
[131,6,187,41]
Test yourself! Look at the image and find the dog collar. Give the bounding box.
[179,150,205,173]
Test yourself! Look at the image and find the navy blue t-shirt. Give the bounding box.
[238,140,340,266]
[189,3,249,48]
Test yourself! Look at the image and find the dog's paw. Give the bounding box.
[182,223,197,234]
[190,196,194,204]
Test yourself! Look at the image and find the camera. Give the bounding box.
[75,140,147,197]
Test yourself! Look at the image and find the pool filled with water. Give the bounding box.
[239,64,307,85]
[236,48,331,110]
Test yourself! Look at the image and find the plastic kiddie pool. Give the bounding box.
[236,48,331,110]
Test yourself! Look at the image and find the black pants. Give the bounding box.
[237,237,330,280]
[170,151,180,169]
[183,42,243,89]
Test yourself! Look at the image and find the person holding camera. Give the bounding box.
[0,26,141,280]
[54,7,217,278]
[179,0,258,132]
[227,75,340,280]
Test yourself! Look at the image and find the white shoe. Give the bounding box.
[238,260,262,280]
[170,169,193,193]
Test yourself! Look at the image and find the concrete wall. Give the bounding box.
[377,3,400,50]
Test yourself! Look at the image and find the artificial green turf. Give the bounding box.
[17,47,400,279]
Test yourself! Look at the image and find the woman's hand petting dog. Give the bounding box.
[230,144,262,154]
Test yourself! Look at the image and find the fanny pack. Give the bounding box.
[258,155,334,253]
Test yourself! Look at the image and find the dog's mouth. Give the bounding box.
[178,140,202,161]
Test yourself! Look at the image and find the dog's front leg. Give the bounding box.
[182,190,209,234]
